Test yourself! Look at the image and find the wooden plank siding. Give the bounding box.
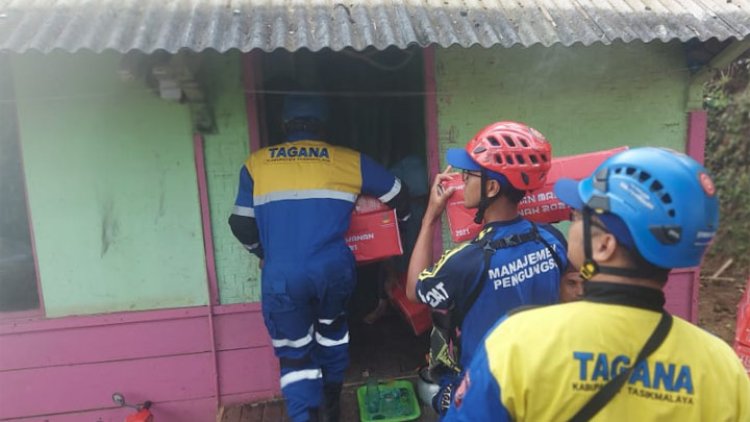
[0,304,280,420]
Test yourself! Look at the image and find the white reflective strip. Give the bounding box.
[243,243,260,251]
[318,313,344,325]
[233,205,255,217]
[254,189,357,206]
[280,369,322,389]
[271,326,314,348]
[399,213,412,222]
[378,179,402,203]
[315,331,349,347]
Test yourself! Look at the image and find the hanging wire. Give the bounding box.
[0,64,700,104]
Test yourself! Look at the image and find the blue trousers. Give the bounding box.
[261,257,355,422]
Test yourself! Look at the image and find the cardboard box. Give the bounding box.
[388,274,432,336]
[519,146,629,223]
[443,174,483,243]
[346,196,403,263]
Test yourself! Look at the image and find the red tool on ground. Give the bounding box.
[112,393,154,422]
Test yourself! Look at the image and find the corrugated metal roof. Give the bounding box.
[0,0,748,53]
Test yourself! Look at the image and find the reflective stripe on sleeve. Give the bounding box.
[378,178,402,203]
[233,205,255,217]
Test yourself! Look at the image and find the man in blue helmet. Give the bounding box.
[444,147,750,421]
[229,94,410,422]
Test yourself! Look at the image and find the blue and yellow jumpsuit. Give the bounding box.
[229,139,409,421]
[444,283,750,421]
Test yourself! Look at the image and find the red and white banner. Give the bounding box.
[519,146,628,223]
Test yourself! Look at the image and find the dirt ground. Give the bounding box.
[698,259,748,345]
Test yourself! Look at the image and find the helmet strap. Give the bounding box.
[580,208,660,281]
[580,209,599,281]
[473,169,499,224]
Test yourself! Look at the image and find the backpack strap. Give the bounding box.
[453,225,545,333]
[568,311,673,422]
[532,223,565,271]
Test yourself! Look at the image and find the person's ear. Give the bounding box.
[592,232,618,263]
[486,179,502,198]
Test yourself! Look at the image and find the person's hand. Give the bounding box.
[423,166,458,225]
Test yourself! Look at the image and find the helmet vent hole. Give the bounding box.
[505,155,514,165]
[502,135,515,147]
[638,171,651,182]
[515,154,525,164]
[625,167,637,176]
[650,180,663,192]
[529,155,539,164]
[662,193,672,204]
[540,154,548,162]
[518,137,529,147]
[494,154,503,164]
[668,209,676,218]
[614,168,622,174]
[487,136,501,146]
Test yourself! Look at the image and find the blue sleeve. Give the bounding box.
[443,339,512,422]
[229,165,263,258]
[415,245,482,310]
[360,153,400,202]
[232,166,254,217]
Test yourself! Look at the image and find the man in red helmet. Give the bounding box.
[406,121,568,415]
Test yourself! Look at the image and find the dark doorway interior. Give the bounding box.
[257,46,431,383]
[0,56,40,313]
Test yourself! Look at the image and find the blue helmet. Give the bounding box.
[554,147,719,269]
[282,94,329,123]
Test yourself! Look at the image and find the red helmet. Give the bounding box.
[464,121,552,191]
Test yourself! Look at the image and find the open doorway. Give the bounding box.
[255,46,431,383]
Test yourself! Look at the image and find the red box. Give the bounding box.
[443,174,483,243]
[519,146,629,223]
[346,196,403,263]
[388,274,432,336]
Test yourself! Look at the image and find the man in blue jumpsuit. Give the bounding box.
[444,148,750,421]
[229,95,410,422]
[406,121,567,415]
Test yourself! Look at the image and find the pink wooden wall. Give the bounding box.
[0,304,279,421]
[660,110,709,323]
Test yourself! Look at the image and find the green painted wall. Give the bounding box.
[200,51,262,304]
[12,52,208,317]
[434,41,690,245]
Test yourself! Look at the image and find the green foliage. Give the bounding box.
[703,57,750,276]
